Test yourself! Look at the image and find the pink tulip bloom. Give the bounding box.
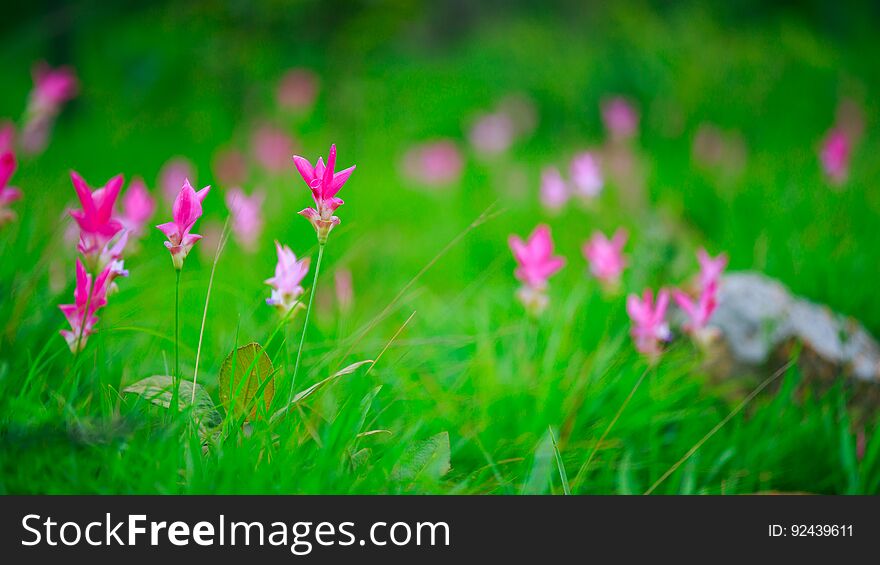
[69,172,125,265]
[820,128,850,185]
[582,229,627,286]
[156,180,210,270]
[213,148,248,186]
[265,241,310,315]
[626,288,671,357]
[252,124,295,173]
[120,177,156,238]
[0,152,22,225]
[293,144,355,244]
[59,259,113,353]
[673,283,718,335]
[335,267,354,313]
[0,122,14,154]
[277,68,319,110]
[539,167,569,212]
[697,248,728,289]
[570,151,603,198]
[401,140,464,186]
[225,187,264,252]
[468,111,516,155]
[30,62,78,111]
[509,224,565,315]
[601,96,639,141]
[159,157,196,204]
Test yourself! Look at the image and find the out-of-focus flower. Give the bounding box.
[468,111,516,156]
[582,229,627,287]
[120,177,156,238]
[156,180,210,270]
[335,267,354,313]
[0,152,22,225]
[22,63,78,155]
[225,187,264,252]
[697,248,728,289]
[69,172,125,266]
[673,283,718,335]
[601,96,639,141]
[277,68,320,111]
[497,93,538,139]
[626,288,670,357]
[159,157,196,204]
[509,224,565,315]
[539,167,568,212]
[293,144,355,244]
[252,124,295,173]
[401,140,463,186]
[570,151,603,198]
[265,241,310,315]
[0,122,15,153]
[213,148,248,186]
[59,258,113,353]
[820,128,850,186]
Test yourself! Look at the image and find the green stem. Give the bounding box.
[288,243,325,408]
[171,269,181,415]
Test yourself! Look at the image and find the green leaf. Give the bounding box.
[270,359,373,421]
[123,376,221,430]
[219,343,275,422]
[522,430,554,494]
[391,431,451,483]
[548,426,571,495]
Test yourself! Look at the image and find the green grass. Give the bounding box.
[1,1,880,494]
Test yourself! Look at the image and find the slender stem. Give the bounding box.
[171,269,181,414]
[288,243,325,408]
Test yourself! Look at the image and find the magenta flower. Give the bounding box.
[335,267,354,313]
[30,63,78,111]
[673,283,718,335]
[601,96,639,141]
[69,171,125,266]
[120,177,156,238]
[468,111,516,155]
[539,167,569,212]
[277,68,320,111]
[570,151,603,198]
[509,224,566,315]
[0,122,14,154]
[265,241,311,315]
[820,128,850,185]
[293,144,356,244]
[401,140,464,186]
[156,180,210,270]
[225,187,264,252]
[0,152,22,225]
[582,229,627,287]
[59,259,111,353]
[159,157,196,204]
[252,124,296,173]
[697,248,728,289]
[626,288,671,357]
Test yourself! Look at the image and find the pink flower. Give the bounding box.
[156,180,210,270]
[213,148,248,186]
[120,177,156,238]
[277,68,320,110]
[292,144,355,244]
[59,259,113,353]
[673,283,718,335]
[225,187,264,252]
[697,248,728,289]
[570,152,603,198]
[468,111,516,155]
[626,288,671,357]
[820,128,850,185]
[69,172,125,266]
[30,62,78,111]
[335,267,354,313]
[601,96,639,141]
[0,152,22,225]
[159,158,196,204]
[539,167,569,212]
[252,124,295,173]
[0,122,15,154]
[509,224,565,315]
[582,229,627,286]
[401,140,464,186]
[265,241,310,314]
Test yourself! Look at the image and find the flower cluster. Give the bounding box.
[539,151,603,212]
[673,249,727,341]
[509,224,566,316]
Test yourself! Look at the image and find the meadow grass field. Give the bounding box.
[1,1,880,494]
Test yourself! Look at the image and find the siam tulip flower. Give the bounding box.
[59,258,116,353]
[696,248,728,289]
[213,148,248,186]
[0,152,22,225]
[277,68,320,111]
[570,151,603,198]
[252,124,296,173]
[539,167,569,212]
[401,140,464,186]
[626,288,671,358]
[120,177,156,238]
[69,172,125,268]
[293,144,355,244]
[335,267,354,313]
[156,180,210,270]
[820,128,850,185]
[673,283,718,336]
[225,187,264,252]
[601,96,639,141]
[0,122,14,154]
[22,63,78,155]
[582,229,628,287]
[159,157,196,204]
[509,224,566,315]
[265,241,311,315]
[468,111,516,156]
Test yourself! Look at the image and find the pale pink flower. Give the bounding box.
[509,224,565,315]
[277,68,319,110]
[252,124,295,173]
[59,259,115,353]
[673,283,718,335]
[697,248,728,289]
[292,144,355,243]
[159,157,196,204]
[0,152,22,225]
[265,241,310,314]
[570,151,603,198]
[401,140,463,186]
[335,267,354,313]
[225,187,264,252]
[69,172,125,267]
[156,180,210,270]
[539,167,569,212]
[582,229,627,286]
[820,128,850,185]
[120,177,156,238]
[0,122,14,154]
[22,63,78,155]
[468,111,516,155]
[626,288,671,357]
[601,96,639,141]
[213,148,248,186]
